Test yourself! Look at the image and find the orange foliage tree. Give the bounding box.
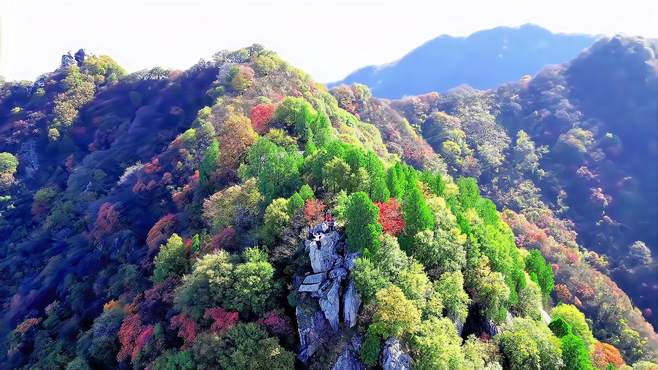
[303,199,325,225]
[592,341,625,369]
[218,112,257,172]
[90,202,120,240]
[146,214,177,249]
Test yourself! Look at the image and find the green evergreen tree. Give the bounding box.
[561,333,594,370]
[401,179,435,249]
[365,151,390,202]
[345,192,382,255]
[525,250,555,295]
[549,317,573,338]
[199,139,220,192]
[387,162,407,199]
[152,234,189,283]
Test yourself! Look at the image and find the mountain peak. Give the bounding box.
[332,25,597,98]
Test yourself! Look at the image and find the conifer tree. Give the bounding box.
[345,192,382,255]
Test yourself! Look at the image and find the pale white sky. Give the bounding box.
[1,0,657,83]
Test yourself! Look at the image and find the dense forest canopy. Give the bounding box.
[0,36,656,370]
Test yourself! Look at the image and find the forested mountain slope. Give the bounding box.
[331,24,596,98]
[0,43,656,370]
[332,33,658,358]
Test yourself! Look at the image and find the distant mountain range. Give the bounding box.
[331,24,598,98]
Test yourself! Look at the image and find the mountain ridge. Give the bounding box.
[331,24,598,98]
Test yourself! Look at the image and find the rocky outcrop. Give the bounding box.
[296,222,363,362]
[380,338,413,370]
[296,298,331,363]
[332,347,365,370]
[482,319,498,337]
[60,48,86,68]
[307,230,341,273]
[319,278,341,331]
[17,140,38,179]
[61,52,76,67]
[344,279,361,328]
[332,335,365,370]
[74,48,86,65]
[454,317,464,337]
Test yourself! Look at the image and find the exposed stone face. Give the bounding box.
[296,299,330,363]
[299,283,322,293]
[380,338,413,370]
[454,317,464,337]
[319,279,341,331]
[329,267,347,281]
[74,48,86,65]
[483,319,498,337]
[61,53,76,67]
[332,347,365,370]
[306,231,340,273]
[296,222,364,362]
[345,252,360,271]
[303,272,327,285]
[343,279,361,328]
[18,140,39,179]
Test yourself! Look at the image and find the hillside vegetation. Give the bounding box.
[0,42,656,370]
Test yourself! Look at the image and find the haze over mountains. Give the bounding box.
[332,24,598,98]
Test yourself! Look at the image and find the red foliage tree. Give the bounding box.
[134,325,154,360]
[90,202,120,240]
[172,171,200,209]
[211,227,238,252]
[257,310,291,338]
[303,199,325,225]
[170,313,197,348]
[146,214,177,249]
[139,277,180,321]
[249,103,276,134]
[375,198,405,236]
[204,307,239,335]
[117,313,143,362]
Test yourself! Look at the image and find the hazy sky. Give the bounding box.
[1,0,657,82]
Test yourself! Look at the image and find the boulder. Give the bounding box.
[345,252,360,270]
[74,48,86,65]
[296,300,330,363]
[319,279,341,331]
[307,231,340,273]
[332,347,365,370]
[540,309,551,325]
[343,279,361,328]
[299,283,322,293]
[329,267,347,281]
[482,319,498,337]
[303,272,327,285]
[61,53,76,67]
[380,338,413,370]
[454,318,464,337]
